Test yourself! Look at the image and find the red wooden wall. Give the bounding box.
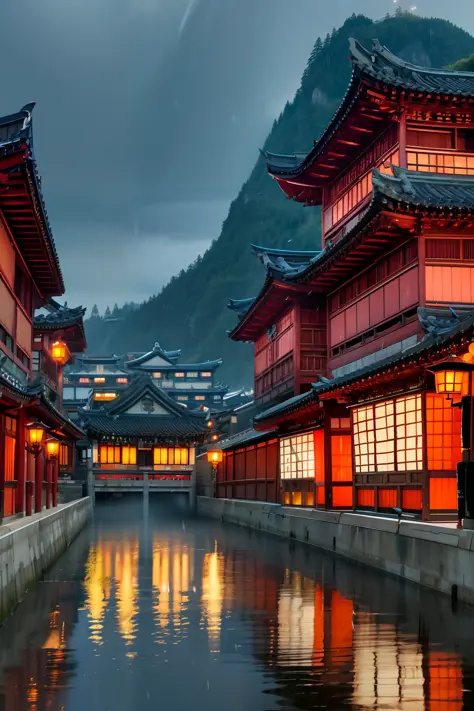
[217,438,279,502]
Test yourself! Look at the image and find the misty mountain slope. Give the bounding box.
[85,12,474,386]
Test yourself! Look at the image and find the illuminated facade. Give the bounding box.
[0,105,86,518]
[64,342,228,413]
[80,376,210,481]
[224,39,474,519]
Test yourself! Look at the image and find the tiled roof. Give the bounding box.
[0,104,64,295]
[255,308,474,425]
[34,303,86,330]
[81,412,208,439]
[373,166,474,210]
[251,244,322,278]
[220,427,277,451]
[350,38,474,97]
[126,343,178,367]
[264,38,474,183]
[80,376,209,440]
[227,298,256,319]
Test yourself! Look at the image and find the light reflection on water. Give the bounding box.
[0,499,471,710]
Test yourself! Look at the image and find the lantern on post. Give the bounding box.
[207,448,223,498]
[51,340,69,365]
[428,358,474,529]
[45,438,60,460]
[428,359,472,397]
[26,421,46,452]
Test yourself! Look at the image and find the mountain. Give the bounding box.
[85,12,474,387]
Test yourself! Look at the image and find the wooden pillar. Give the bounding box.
[45,459,52,509]
[323,407,332,510]
[35,449,44,513]
[15,408,26,515]
[52,458,58,508]
[0,415,5,520]
[398,106,407,169]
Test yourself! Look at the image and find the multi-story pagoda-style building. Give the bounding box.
[64,342,228,414]
[222,40,474,521]
[0,104,87,518]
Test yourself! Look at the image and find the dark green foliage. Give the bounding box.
[449,54,474,71]
[85,13,474,387]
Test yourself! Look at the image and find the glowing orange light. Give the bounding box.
[211,434,219,442]
[27,421,46,445]
[428,361,472,396]
[51,340,69,364]
[207,450,223,465]
[469,342,474,356]
[46,438,60,459]
[207,420,214,429]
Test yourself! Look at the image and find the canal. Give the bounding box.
[1,498,474,710]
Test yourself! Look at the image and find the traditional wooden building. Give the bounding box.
[64,342,228,413]
[0,104,86,518]
[223,40,474,520]
[79,376,211,479]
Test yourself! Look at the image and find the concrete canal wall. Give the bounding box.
[197,496,474,605]
[0,498,91,620]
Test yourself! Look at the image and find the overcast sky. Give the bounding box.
[0,0,473,311]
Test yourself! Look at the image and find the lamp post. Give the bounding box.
[45,438,60,509]
[26,421,47,514]
[207,449,223,498]
[50,339,70,409]
[429,359,474,528]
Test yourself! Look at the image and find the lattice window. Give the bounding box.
[395,394,423,471]
[426,394,462,471]
[375,401,395,472]
[280,433,315,480]
[353,406,375,473]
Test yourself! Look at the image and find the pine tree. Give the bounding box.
[91,304,99,318]
[112,303,120,318]
[104,306,111,319]
[395,6,403,17]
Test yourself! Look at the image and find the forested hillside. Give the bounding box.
[85,12,474,387]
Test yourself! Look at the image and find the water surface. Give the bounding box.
[0,497,473,710]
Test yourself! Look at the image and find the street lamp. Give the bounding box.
[51,340,69,365]
[46,438,60,460]
[45,438,60,509]
[429,358,474,529]
[428,360,471,397]
[26,422,47,515]
[26,421,46,451]
[207,449,223,498]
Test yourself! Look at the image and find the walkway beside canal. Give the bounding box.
[198,496,474,604]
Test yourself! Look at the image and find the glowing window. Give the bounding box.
[116,377,128,384]
[396,394,423,471]
[175,372,185,378]
[201,372,212,377]
[195,396,205,401]
[93,392,117,401]
[353,394,422,473]
[79,377,90,384]
[95,365,104,373]
[174,448,189,465]
[94,377,105,384]
[177,395,188,401]
[100,445,136,465]
[331,435,352,482]
[153,372,162,379]
[154,448,169,465]
[407,150,474,175]
[426,393,462,471]
[280,433,315,480]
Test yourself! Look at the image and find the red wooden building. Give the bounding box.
[223,39,474,520]
[0,104,86,518]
